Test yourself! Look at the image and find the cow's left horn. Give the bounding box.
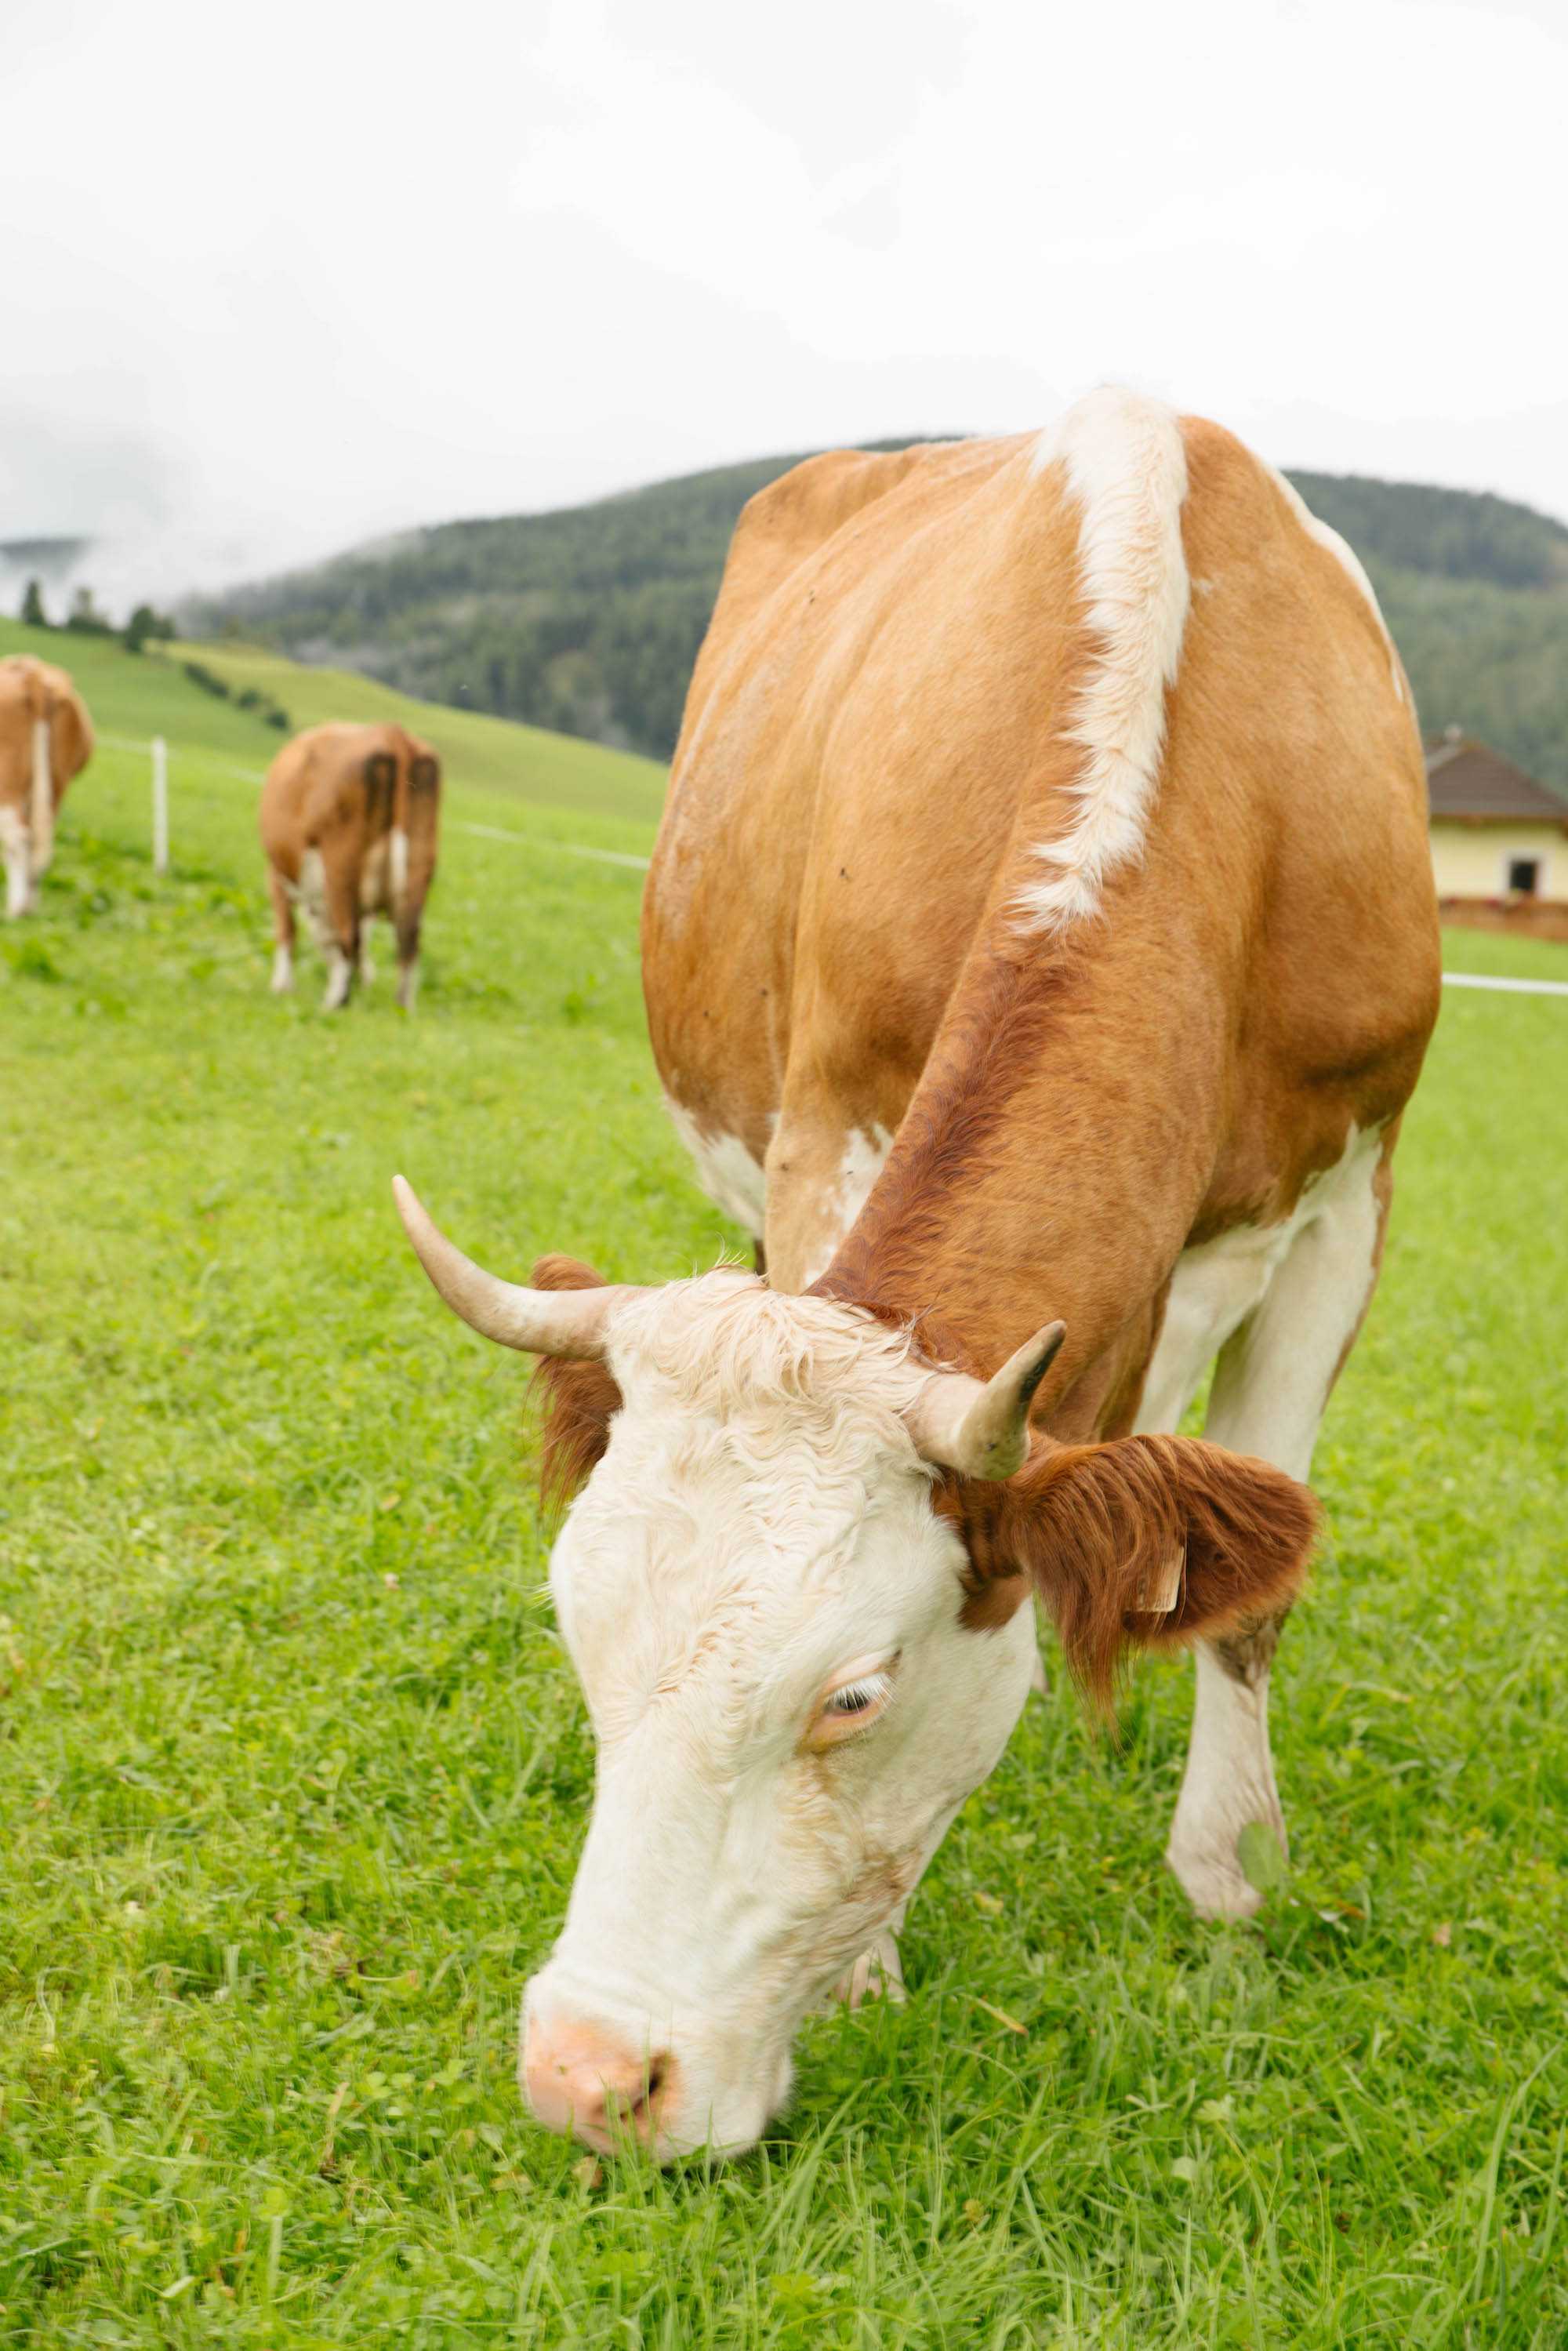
[392,1176,639,1359]
[906,1321,1067,1480]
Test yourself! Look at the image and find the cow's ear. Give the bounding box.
[528,1255,622,1514]
[966,1434,1318,1706]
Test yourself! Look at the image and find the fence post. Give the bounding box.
[152,736,169,876]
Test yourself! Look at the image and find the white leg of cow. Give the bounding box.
[321,947,354,1012]
[827,1926,906,2011]
[396,954,419,1012]
[1165,1132,1388,1919]
[2,808,32,920]
[270,944,295,994]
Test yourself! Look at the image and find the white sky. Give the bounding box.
[3,0,1566,608]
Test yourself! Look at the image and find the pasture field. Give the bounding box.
[140,641,670,830]
[2,634,1566,2348]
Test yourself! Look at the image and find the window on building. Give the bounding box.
[1507,857,1541,896]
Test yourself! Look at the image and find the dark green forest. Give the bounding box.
[186,447,1568,787]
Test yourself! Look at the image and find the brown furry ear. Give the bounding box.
[958,1433,1319,1708]
[527,1255,622,1517]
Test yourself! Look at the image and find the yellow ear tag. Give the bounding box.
[1135,1539,1185,1615]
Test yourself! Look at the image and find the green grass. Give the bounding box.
[2,635,1566,2346]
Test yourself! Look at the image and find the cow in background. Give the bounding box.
[260,721,441,1009]
[0,656,95,918]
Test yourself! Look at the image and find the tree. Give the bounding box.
[65,585,112,636]
[19,578,49,627]
[123,603,176,654]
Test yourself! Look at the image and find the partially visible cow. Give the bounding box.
[0,655,95,918]
[395,391,1440,2160]
[260,721,441,1010]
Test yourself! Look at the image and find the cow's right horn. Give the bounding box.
[906,1321,1068,1480]
[392,1176,639,1359]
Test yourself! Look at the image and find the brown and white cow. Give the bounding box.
[394,391,1440,2160]
[260,721,440,1009]
[0,655,94,918]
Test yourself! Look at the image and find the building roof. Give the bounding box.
[1425,733,1568,826]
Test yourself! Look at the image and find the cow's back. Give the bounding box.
[644,435,1043,1169]
[260,723,397,881]
[0,656,93,807]
[643,409,1439,1260]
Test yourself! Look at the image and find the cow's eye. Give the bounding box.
[808,1659,898,1748]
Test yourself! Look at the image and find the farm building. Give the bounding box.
[1426,729,1568,939]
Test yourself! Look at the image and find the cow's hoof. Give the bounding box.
[824,1929,906,2011]
[1166,1813,1285,1921]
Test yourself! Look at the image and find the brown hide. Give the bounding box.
[0,653,95,816]
[260,721,441,992]
[392,743,442,967]
[644,416,1441,1443]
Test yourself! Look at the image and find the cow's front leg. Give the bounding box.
[1167,1620,1289,1920]
[1164,1130,1392,1918]
[822,1926,906,2013]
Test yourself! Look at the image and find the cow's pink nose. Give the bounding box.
[523,2018,673,2149]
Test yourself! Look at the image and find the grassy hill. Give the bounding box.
[183,443,1568,787]
[0,618,666,839]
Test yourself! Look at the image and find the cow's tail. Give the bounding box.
[30,710,54,881]
[390,823,409,909]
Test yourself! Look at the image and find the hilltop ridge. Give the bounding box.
[185,445,1568,787]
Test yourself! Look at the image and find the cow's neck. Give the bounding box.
[814,889,1222,1433]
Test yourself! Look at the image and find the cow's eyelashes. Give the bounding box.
[807,1657,898,1748]
[826,1675,888,1717]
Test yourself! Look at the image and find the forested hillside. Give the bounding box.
[187,448,1568,787]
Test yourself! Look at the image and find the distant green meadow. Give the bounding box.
[1,624,1564,2346]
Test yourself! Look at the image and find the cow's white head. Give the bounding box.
[394,1180,1316,2161]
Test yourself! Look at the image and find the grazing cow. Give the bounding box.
[394,391,1440,2160]
[260,721,440,1009]
[0,655,94,918]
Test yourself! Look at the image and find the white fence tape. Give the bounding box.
[98,737,1568,939]
[93,732,652,874]
[1441,970,1568,999]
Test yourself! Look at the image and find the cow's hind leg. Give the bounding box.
[315,848,362,1012]
[1166,1128,1392,1919]
[267,865,296,993]
[2,805,34,919]
[394,910,422,1012]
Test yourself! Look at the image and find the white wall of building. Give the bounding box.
[1430,821,1564,902]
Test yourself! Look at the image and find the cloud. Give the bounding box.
[0,0,1563,609]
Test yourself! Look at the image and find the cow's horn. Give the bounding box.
[392,1176,637,1359]
[906,1321,1067,1480]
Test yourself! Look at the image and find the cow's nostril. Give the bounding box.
[523,2020,675,2147]
[609,2054,667,2131]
